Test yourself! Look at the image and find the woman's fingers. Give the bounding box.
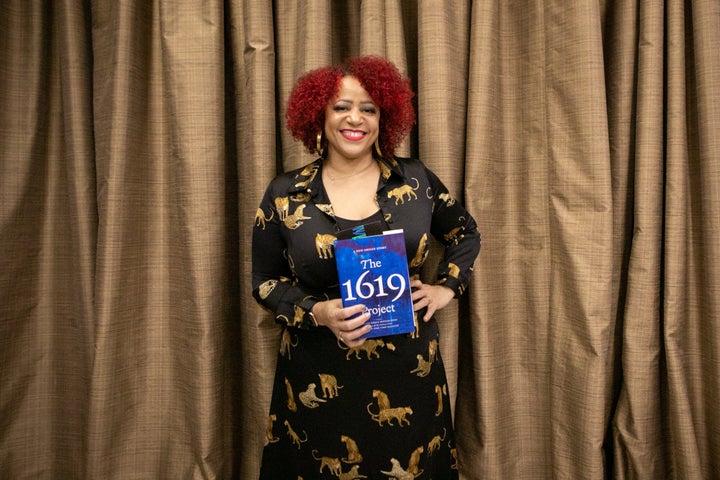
[314,300,371,345]
[341,303,368,321]
[410,281,454,321]
[336,307,372,345]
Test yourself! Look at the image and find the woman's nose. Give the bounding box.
[348,108,361,123]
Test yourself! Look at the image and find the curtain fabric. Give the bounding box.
[1,1,718,479]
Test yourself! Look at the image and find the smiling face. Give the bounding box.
[323,76,380,162]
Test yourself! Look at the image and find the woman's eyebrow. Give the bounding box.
[335,98,376,105]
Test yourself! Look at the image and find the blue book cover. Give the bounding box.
[334,229,415,338]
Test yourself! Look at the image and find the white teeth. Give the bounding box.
[343,131,364,139]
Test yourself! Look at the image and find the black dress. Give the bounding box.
[252,156,480,479]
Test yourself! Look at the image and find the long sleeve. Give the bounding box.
[426,167,481,296]
[251,180,319,329]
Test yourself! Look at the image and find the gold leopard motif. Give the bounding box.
[280,329,298,358]
[387,178,419,205]
[340,435,363,464]
[284,419,308,449]
[274,196,289,220]
[294,164,319,188]
[373,389,392,411]
[295,163,320,188]
[340,338,395,360]
[258,279,278,300]
[409,353,432,377]
[443,220,465,245]
[428,338,438,363]
[298,383,326,408]
[439,192,456,206]
[315,233,337,259]
[316,203,334,216]
[312,450,342,477]
[381,458,413,479]
[291,305,306,327]
[367,392,413,427]
[285,377,297,412]
[338,464,367,480]
[290,192,311,203]
[284,204,312,229]
[265,414,280,445]
[448,262,460,279]
[437,262,461,287]
[368,406,413,427]
[407,310,419,339]
[443,226,462,244]
[255,207,274,230]
[409,233,428,268]
[301,163,320,176]
[427,428,447,455]
[318,373,343,399]
[407,445,424,477]
[434,384,447,416]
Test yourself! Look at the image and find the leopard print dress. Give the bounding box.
[252,157,480,479]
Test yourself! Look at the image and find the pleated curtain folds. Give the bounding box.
[0,1,718,478]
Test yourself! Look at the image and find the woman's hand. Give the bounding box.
[311,299,372,347]
[410,280,454,322]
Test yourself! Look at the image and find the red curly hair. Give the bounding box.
[285,56,416,158]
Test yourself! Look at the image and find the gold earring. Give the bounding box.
[316,132,325,156]
[374,138,383,158]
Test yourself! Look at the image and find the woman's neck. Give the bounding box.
[322,155,378,182]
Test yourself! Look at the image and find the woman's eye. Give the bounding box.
[333,105,349,111]
[363,108,377,114]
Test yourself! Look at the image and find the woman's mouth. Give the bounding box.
[340,130,366,141]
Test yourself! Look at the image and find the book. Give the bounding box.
[334,226,415,338]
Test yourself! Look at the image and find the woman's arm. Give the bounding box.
[427,166,482,297]
[251,184,319,329]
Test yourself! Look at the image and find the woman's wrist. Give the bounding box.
[310,302,324,327]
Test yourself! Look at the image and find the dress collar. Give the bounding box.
[287,157,405,197]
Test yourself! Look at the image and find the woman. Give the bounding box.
[252,55,480,479]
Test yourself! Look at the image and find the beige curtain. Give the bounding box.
[1,1,718,479]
